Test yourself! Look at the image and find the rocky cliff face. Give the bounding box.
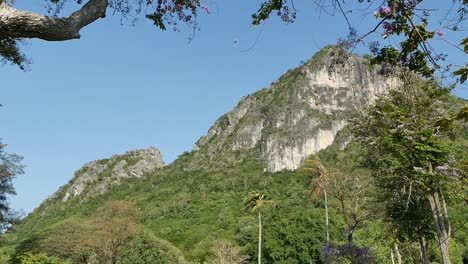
[53,147,165,202]
[194,46,399,172]
[46,47,399,203]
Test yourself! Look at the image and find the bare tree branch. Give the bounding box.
[0,0,108,41]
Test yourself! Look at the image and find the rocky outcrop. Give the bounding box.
[60,147,165,202]
[194,46,400,172]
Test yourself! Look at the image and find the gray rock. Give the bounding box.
[194,47,400,172]
[61,146,165,202]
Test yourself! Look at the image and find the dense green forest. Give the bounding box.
[1,49,467,264]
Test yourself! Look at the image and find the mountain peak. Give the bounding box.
[194,48,400,171]
[50,146,165,203]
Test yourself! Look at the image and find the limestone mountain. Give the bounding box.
[193,46,398,172]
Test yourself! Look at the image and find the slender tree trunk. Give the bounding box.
[419,235,429,264]
[394,240,402,264]
[426,165,451,264]
[258,211,262,264]
[324,189,329,244]
[347,229,356,264]
[324,189,330,264]
[428,191,451,264]
[391,251,395,264]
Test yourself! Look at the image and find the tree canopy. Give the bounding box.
[0,140,23,230]
[352,80,466,263]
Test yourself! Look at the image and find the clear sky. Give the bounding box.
[2,0,467,215]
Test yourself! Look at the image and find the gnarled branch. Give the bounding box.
[0,0,108,41]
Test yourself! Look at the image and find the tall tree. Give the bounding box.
[329,169,375,263]
[38,219,95,263]
[243,191,274,264]
[298,154,330,246]
[88,201,140,264]
[0,140,23,230]
[314,147,378,263]
[353,81,463,264]
[35,201,141,264]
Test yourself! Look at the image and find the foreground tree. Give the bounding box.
[0,140,23,230]
[353,81,464,264]
[38,219,95,263]
[0,0,201,68]
[88,201,140,264]
[298,155,330,246]
[243,192,274,264]
[308,149,377,263]
[328,169,376,263]
[117,233,186,264]
[35,201,141,264]
[209,240,248,264]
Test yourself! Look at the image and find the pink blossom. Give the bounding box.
[378,6,392,16]
[200,4,211,14]
[435,30,444,37]
[382,22,393,35]
[233,37,238,44]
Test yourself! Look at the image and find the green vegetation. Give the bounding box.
[353,82,467,264]
[0,140,24,230]
[117,233,186,264]
[2,51,467,263]
[19,253,69,264]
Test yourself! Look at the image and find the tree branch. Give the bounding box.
[0,0,108,41]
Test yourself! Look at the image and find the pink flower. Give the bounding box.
[382,21,393,35]
[233,37,238,44]
[200,4,211,14]
[435,30,444,37]
[378,6,392,16]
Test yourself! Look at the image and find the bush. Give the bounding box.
[117,233,186,264]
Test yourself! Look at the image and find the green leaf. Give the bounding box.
[453,66,468,83]
[460,37,468,53]
[455,106,468,121]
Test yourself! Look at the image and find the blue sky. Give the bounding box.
[2,0,467,214]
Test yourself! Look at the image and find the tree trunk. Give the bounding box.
[419,235,429,264]
[324,189,330,244]
[324,189,331,264]
[428,191,451,264]
[426,165,451,264]
[0,0,108,41]
[258,211,262,264]
[394,240,402,264]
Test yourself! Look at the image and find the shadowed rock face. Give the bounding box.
[58,147,165,202]
[194,47,399,172]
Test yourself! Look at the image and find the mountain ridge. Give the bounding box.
[192,45,399,172]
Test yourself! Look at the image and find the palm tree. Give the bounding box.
[298,155,330,244]
[244,191,274,264]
